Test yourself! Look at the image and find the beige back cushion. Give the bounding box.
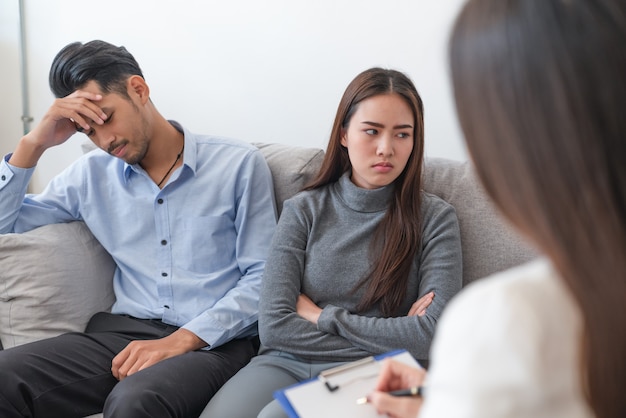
[423,157,537,285]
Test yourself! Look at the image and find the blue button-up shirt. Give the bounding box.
[0,122,277,348]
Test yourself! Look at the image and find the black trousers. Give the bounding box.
[0,312,256,418]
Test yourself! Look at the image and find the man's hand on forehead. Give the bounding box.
[63,90,108,132]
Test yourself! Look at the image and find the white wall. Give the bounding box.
[0,0,22,160]
[0,0,467,193]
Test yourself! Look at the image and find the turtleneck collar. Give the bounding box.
[332,171,395,213]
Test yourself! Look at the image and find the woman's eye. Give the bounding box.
[397,132,411,139]
[365,129,378,135]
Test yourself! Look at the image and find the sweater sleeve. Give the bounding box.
[316,198,463,360]
[258,198,358,359]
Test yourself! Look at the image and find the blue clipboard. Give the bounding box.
[273,349,415,418]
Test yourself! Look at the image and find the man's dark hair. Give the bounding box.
[49,40,144,98]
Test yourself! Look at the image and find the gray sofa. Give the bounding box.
[0,143,537,416]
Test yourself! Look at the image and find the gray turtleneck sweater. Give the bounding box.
[258,172,462,362]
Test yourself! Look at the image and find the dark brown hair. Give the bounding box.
[450,1,626,416]
[306,67,425,316]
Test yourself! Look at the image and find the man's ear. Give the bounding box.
[127,75,150,104]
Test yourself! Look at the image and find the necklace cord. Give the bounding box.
[157,144,184,187]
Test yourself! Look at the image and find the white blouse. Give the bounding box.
[420,258,594,418]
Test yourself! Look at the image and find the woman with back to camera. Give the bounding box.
[200,67,463,417]
[367,1,626,417]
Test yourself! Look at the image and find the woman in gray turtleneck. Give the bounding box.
[201,67,463,418]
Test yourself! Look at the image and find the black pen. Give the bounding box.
[389,386,425,397]
[356,386,425,405]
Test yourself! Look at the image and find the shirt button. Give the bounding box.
[161,272,168,277]
[161,240,167,245]
[1,175,5,181]
[157,198,164,204]
[164,305,170,309]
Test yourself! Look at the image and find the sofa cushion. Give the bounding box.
[0,221,116,349]
[423,157,537,285]
[253,142,325,215]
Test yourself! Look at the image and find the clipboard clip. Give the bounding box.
[318,356,377,392]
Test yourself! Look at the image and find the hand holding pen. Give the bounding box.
[360,358,427,418]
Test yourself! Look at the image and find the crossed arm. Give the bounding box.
[296,292,435,325]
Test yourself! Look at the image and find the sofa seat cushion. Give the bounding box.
[0,221,116,349]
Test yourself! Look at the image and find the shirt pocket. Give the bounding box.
[175,215,236,273]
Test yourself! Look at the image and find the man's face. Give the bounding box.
[78,80,150,165]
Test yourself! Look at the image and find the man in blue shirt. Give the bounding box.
[0,40,277,417]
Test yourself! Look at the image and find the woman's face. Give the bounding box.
[341,93,414,189]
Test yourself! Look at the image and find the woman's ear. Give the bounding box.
[127,75,150,104]
[340,130,348,147]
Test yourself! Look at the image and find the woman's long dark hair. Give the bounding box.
[450,1,626,416]
[306,67,425,317]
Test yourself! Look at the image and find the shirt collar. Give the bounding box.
[122,120,197,183]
